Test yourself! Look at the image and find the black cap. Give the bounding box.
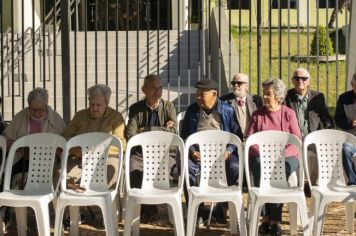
[194,79,218,90]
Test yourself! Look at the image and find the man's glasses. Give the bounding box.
[29,107,46,113]
[293,76,309,81]
[231,81,246,86]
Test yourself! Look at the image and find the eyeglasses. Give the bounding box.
[231,81,247,86]
[293,76,309,81]
[29,107,46,113]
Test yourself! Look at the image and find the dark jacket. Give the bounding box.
[181,98,243,155]
[285,89,334,133]
[220,92,263,120]
[125,99,177,140]
[334,90,356,132]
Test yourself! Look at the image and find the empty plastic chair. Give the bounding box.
[0,133,66,236]
[124,131,185,236]
[244,130,310,236]
[54,132,123,236]
[185,130,247,236]
[303,129,356,236]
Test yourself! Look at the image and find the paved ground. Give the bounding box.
[3,194,356,235]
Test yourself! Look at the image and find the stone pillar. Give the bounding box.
[13,0,41,33]
[347,0,356,90]
[298,0,308,27]
[171,0,188,30]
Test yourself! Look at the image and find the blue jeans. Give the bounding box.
[342,143,356,185]
[250,156,299,222]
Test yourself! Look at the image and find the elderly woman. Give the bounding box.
[246,78,302,236]
[2,88,66,187]
[62,84,126,186]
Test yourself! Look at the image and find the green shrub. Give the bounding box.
[310,26,334,56]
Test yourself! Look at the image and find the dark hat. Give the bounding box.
[194,79,218,90]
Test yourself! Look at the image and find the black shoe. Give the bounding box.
[140,205,158,224]
[258,222,270,235]
[212,205,227,225]
[270,224,282,236]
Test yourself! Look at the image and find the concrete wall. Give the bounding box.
[209,7,239,96]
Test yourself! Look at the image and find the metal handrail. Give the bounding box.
[1,0,80,86]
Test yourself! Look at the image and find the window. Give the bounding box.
[318,0,336,8]
[228,0,250,10]
[272,0,298,9]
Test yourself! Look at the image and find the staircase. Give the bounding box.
[2,29,201,120]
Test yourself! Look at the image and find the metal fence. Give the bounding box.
[0,0,351,122]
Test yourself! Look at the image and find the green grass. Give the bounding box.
[231,27,347,110]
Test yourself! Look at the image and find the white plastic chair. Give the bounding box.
[244,130,310,236]
[124,131,185,236]
[54,132,123,236]
[0,136,6,235]
[176,111,186,136]
[0,133,66,236]
[303,129,356,236]
[185,130,247,236]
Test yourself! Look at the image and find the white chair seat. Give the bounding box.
[60,189,117,198]
[312,187,356,198]
[127,188,181,200]
[190,186,241,195]
[0,191,55,202]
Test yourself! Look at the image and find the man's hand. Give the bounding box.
[224,151,231,160]
[165,120,175,128]
[192,151,201,161]
[352,119,356,128]
[136,127,145,133]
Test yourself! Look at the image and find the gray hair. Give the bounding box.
[27,87,49,105]
[262,78,287,103]
[292,67,310,79]
[88,84,111,104]
[143,74,160,87]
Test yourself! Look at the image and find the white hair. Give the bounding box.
[262,78,287,103]
[88,84,112,104]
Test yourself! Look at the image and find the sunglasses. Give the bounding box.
[231,81,246,86]
[293,76,309,81]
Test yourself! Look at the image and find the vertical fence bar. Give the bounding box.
[257,0,261,95]
[287,0,291,87]
[157,0,160,75]
[248,0,252,89]
[53,0,57,110]
[74,0,78,112]
[21,0,25,108]
[228,0,231,82]
[335,0,339,99]
[325,0,329,105]
[344,0,349,91]
[207,0,211,79]
[167,0,171,100]
[238,0,241,73]
[136,0,140,101]
[268,0,271,78]
[278,0,282,79]
[105,0,108,85]
[218,0,221,95]
[61,0,71,123]
[84,0,88,108]
[116,0,119,108]
[307,0,310,71]
[146,0,150,73]
[297,0,300,66]
[42,0,46,86]
[316,0,320,92]
[32,0,35,90]
[126,0,129,111]
[177,0,181,111]
[11,0,14,117]
[95,0,98,84]
[0,0,3,117]
[188,0,191,105]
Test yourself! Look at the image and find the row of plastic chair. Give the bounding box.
[0,129,355,236]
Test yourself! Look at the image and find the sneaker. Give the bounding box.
[258,222,270,235]
[270,224,282,236]
[212,205,227,225]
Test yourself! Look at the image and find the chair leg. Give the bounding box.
[345,202,354,234]
[100,198,117,236]
[15,207,27,236]
[206,202,215,230]
[250,200,263,236]
[69,206,80,236]
[314,199,328,236]
[0,207,6,236]
[33,202,51,236]
[288,202,298,235]
[228,201,238,234]
[295,199,310,236]
[124,198,137,236]
[230,199,247,236]
[168,198,185,236]
[186,198,200,236]
[54,201,66,236]
[112,196,119,235]
[132,204,141,236]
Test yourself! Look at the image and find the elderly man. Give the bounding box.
[125,74,177,222]
[335,73,356,185]
[220,73,263,138]
[285,68,334,193]
[181,79,243,225]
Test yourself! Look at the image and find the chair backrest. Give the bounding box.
[125,131,185,191]
[0,136,6,181]
[303,129,356,187]
[3,133,66,192]
[244,130,303,189]
[62,132,123,192]
[184,130,243,189]
[176,111,186,136]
